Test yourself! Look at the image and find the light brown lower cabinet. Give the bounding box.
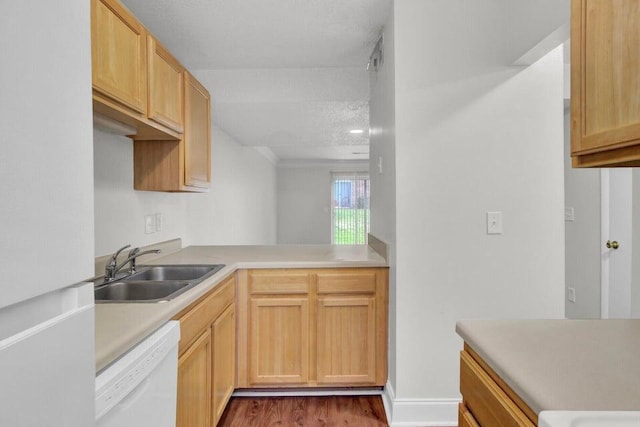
[174,267,388,426]
[249,295,310,385]
[459,344,537,427]
[177,329,211,427]
[236,268,389,388]
[211,303,235,425]
[174,275,235,427]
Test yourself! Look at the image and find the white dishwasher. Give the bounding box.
[95,321,180,427]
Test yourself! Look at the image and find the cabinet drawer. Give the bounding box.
[249,270,309,294]
[317,270,376,294]
[458,403,480,427]
[176,275,235,354]
[460,350,535,427]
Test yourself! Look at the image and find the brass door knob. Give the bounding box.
[606,240,620,250]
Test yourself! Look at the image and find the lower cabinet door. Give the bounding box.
[249,297,309,385]
[177,329,212,427]
[316,295,376,384]
[212,304,235,426]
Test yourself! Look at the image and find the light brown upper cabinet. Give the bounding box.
[184,72,212,189]
[571,0,640,167]
[92,0,212,191]
[91,0,147,115]
[91,0,181,140]
[148,36,184,133]
[133,72,211,192]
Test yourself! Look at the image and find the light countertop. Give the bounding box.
[456,319,640,414]
[95,244,387,372]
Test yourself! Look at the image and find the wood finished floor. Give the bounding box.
[218,395,389,426]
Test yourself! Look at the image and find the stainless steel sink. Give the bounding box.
[127,265,221,281]
[94,280,194,303]
[94,264,225,303]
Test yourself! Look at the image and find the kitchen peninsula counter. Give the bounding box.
[456,319,640,415]
[95,244,387,371]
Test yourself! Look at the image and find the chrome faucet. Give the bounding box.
[104,244,161,281]
[125,247,161,274]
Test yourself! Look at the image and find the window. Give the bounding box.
[331,172,370,245]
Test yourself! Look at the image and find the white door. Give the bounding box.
[601,168,632,318]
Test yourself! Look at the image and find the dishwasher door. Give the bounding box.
[96,321,180,427]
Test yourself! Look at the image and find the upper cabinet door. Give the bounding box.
[91,0,147,114]
[571,0,640,167]
[184,72,211,188]
[148,36,184,133]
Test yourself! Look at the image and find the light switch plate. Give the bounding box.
[487,211,503,235]
[565,207,575,221]
[155,213,163,232]
[144,215,155,234]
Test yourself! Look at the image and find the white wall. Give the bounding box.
[276,162,368,244]
[563,111,601,319]
[187,125,277,246]
[368,6,397,392]
[505,1,570,64]
[94,124,277,256]
[0,0,94,307]
[93,129,190,256]
[390,1,565,423]
[632,171,640,318]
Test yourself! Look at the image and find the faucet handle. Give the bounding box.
[109,244,131,264]
[105,244,131,281]
[127,247,140,258]
[128,248,161,274]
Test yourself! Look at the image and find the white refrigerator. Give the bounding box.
[0,0,96,426]
[0,283,95,426]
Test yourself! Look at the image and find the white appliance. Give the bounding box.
[95,321,180,427]
[1,0,96,425]
[0,282,96,426]
[539,411,640,427]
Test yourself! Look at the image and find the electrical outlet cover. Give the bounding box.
[486,211,503,234]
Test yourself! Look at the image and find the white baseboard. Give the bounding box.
[383,382,460,427]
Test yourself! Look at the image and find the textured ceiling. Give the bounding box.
[121,0,391,162]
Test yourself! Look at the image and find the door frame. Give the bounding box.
[600,169,610,319]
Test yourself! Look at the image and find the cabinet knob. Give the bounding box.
[606,240,620,250]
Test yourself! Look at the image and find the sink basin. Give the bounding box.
[538,411,640,427]
[94,280,194,303]
[127,265,223,281]
[94,264,225,303]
